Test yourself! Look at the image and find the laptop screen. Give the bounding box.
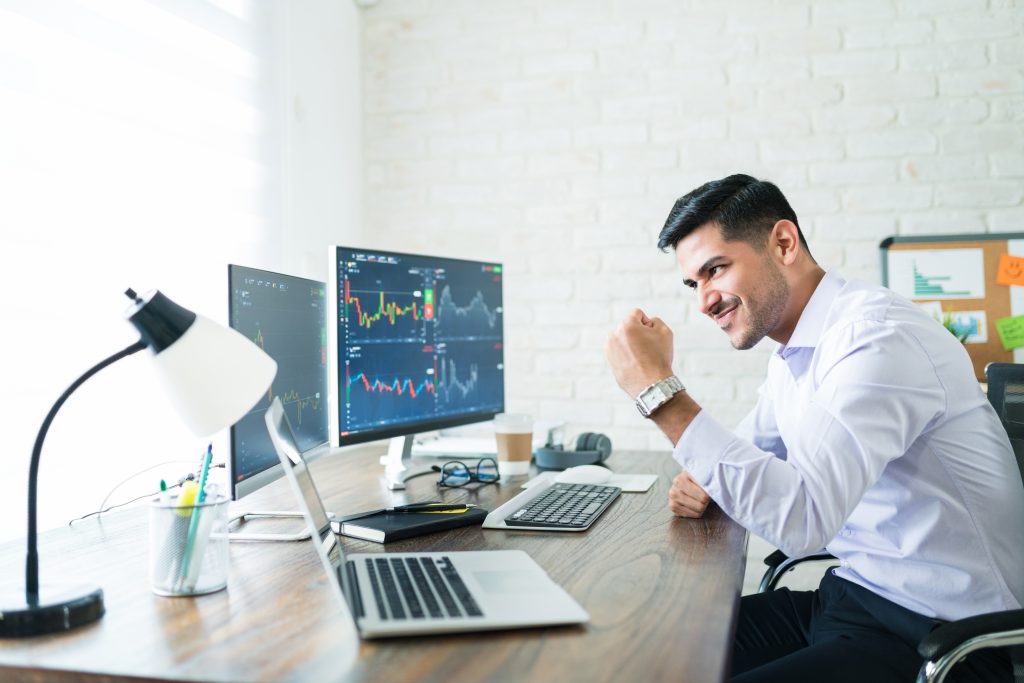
[264,397,351,601]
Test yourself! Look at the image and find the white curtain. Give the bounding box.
[0,0,285,540]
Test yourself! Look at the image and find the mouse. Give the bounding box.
[554,465,613,485]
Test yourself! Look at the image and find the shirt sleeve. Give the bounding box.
[734,380,787,460]
[673,320,946,558]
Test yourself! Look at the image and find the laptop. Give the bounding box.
[264,397,589,638]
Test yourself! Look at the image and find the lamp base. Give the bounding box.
[0,583,104,637]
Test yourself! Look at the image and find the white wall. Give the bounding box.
[360,0,1024,451]
[0,0,361,543]
[280,0,364,281]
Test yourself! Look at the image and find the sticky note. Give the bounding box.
[996,254,1024,287]
[995,315,1024,351]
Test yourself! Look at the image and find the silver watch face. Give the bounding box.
[636,398,651,417]
[636,376,683,418]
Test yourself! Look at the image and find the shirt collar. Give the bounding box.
[776,270,846,359]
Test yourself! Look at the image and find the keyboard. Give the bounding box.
[361,556,483,621]
[503,482,620,530]
[411,436,497,457]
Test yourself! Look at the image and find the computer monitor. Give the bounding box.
[228,265,329,501]
[327,247,504,486]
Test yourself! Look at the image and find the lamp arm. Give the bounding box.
[26,340,148,600]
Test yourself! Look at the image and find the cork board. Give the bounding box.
[881,234,1024,381]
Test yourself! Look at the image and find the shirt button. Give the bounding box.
[685,459,696,470]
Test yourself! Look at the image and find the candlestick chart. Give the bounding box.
[335,250,504,437]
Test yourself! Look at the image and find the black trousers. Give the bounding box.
[731,570,1012,683]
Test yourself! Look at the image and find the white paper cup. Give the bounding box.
[494,413,533,477]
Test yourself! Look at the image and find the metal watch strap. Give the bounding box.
[635,375,685,418]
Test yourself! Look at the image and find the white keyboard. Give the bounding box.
[411,436,497,457]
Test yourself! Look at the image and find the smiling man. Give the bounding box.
[604,174,1024,682]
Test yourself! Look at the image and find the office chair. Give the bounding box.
[916,362,1024,683]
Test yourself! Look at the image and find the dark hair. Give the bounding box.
[657,174,810,255]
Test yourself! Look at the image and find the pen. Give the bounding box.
[158,479,168,505]
[177,444,214,589]
[336,503,473,524]
[384,503,471,514]
[196,444,214,505]
[161,480,199,590]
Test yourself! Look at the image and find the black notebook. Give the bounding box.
[331,505,489,543]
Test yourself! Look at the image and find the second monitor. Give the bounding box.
[229,264,329,500]
[327,247,505,468]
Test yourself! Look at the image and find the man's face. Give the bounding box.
[676,223,789,350]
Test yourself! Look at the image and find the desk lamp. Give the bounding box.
[0,288,277,637]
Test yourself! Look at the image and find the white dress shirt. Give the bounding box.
[674,270,1024,621]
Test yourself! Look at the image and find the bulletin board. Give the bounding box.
[880,233,1024,382]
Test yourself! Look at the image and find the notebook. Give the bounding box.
[334,505,489,543]
[265,397,589,638]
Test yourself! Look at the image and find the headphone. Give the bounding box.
[533,432,613,471]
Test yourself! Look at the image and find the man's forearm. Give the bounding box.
[650,391,702,446]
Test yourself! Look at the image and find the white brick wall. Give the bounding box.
[361,0,1024,452]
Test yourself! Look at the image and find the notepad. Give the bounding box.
[332,505,489,543]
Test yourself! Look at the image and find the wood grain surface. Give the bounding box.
[0,448,746,683]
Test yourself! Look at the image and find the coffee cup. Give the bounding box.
[494,413,533,477]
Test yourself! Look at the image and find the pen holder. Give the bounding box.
[149,493,229,597]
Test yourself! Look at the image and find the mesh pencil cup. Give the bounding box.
[149,493,229,597]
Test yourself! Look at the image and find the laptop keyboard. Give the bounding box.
[504,482,620,529]
[364,556,483,621]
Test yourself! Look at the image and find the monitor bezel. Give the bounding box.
[327,245,505,449]
[228,263,330,501]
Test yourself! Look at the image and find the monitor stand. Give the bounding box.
[382,435,434,490]
[226,511,312,542]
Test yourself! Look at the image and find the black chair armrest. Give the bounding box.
[763,549,788,569]
[919,609,1024,660]
[758,550,836,593]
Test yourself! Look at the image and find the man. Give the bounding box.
[604,174,1024,682]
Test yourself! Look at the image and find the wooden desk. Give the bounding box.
[0,449,747,682]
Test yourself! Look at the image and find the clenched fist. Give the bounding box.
[668,471,710,518]
[605,308,675,398]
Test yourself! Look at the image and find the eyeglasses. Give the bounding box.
[433,458,500,488]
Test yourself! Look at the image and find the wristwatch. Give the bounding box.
[635,375,686,418]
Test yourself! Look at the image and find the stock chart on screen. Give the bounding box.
[331,248,504,443]
[229,265,328,497]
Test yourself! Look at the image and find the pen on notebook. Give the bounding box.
[384,503,471,513]
[336,503,473,524]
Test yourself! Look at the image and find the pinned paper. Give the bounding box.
[996,253,1024,287]
[888,249,985,300]
[947,310,988,344]
[995,315,1024,351]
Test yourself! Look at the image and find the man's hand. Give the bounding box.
[605,309,675,398]
[668,471,710,518]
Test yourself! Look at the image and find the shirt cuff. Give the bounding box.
[671,409,738,486]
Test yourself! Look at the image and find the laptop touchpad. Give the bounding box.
[473,570,544,594]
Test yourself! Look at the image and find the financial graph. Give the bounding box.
[230,266,328,492]
[434,342,503,412]
[246,320,326,432]
[335,249,504,437]
[343,345,438,428]
[435,285,501,340]
[342,263,429,343]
